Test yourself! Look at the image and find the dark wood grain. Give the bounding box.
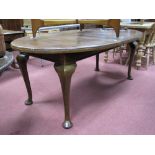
[11,29,142,54]
[0,19,23,31]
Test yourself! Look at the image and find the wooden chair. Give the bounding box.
[136,23,155,69]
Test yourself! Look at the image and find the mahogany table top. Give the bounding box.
[11,29,142,54]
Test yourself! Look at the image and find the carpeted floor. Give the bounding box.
[0,52,155,135]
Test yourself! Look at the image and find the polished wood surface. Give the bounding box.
[12,29,141,54]
[11,29,142,129]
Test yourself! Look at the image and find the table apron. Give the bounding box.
[20,45,127,64]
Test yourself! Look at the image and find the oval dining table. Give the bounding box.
[11,29,142,129]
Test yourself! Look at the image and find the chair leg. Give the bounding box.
[104,51,108,63]
[136,49,143,70]
[120,49,123,65]
[113,48,115,59]
[125,45,132,66]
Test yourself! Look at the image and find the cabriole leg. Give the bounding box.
[16,54,33,105]
[54,62,77,129]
